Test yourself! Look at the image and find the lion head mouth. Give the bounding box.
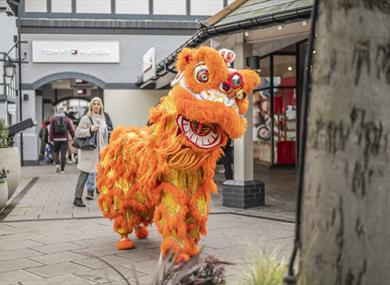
[176,115,222,149]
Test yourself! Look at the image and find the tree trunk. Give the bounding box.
[299,1,390,284]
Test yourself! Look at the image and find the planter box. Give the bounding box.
[0,147,21,198]
[0,182,8,209]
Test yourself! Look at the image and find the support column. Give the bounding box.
[19,90,38,164]
[222,38,265,209]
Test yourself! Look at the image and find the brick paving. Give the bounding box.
[0,163,296,285]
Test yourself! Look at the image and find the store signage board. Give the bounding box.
[32,41,120,63]
[142,47,156,82]
[7,103,16,115]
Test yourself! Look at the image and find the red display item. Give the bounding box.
[276,140,296,165]
[274,96,284,113]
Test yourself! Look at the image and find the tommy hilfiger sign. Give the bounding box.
[32,41,120,63]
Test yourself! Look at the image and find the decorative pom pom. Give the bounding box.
[219,49,236,65]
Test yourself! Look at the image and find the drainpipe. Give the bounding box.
[17,3,23,166]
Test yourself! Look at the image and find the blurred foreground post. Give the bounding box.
[299,1,390,284]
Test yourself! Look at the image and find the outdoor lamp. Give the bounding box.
[4,76,12,84]
[4,62,16,78]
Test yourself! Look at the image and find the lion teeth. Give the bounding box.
[180,78,238,113]
[176,115,221,149]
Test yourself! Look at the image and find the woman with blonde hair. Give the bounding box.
[73,97,108,207]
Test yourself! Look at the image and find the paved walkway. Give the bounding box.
[0,164,295,285]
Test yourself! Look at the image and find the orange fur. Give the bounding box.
[97,46,260,260]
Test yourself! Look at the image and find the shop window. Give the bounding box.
[25,0,47,12]
[153,0,186,15]
[52,0,72,13]
[273,88,297,165]
[254,57,272,164]
[76,0,111,13]
[258,56,271,78]
[253,89,272,164]
[116,0,149,14]
[191,0,223,16]
[273,55,296,87]
[254,54,298,165]
[273,88,297,142]
[253,87,297,165]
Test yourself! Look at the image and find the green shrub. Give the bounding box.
[0,119,13,148]
[0,168,9,183]
[236,249,288,285]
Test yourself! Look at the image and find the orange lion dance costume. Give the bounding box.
[97,46,260,261]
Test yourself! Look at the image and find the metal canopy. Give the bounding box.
[138,0,313,88]
[5,0,19,16]
[216,0,314,26]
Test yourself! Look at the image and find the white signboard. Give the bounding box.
[32,41,120,63]
[7,103,16,115]
[142,47,156,82]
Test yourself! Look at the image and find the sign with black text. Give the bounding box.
[32,41,120,63]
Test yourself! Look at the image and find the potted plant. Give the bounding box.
[0,119,21,198]
[0,168,9,209]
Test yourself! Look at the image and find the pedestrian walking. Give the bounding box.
[45,120,53,163]
[73,97,108,207]
[66,112,77,164]
[84,111,113,197]
[38,118,50,161]
[49,106,75,173]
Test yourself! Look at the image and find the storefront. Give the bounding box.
[137,0,314,208]
[140,0,313,170]
[7,0,231,164]
[253,41,308,166]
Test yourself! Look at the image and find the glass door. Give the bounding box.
[253,44,301,166]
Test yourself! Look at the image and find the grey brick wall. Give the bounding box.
[222,180,265,209]
[21,33,191,87]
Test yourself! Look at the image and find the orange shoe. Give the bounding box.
[116,237,135,250]
[135,226,149,239]
[175,253,190,264]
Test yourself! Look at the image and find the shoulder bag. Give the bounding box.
[73,116,97,150]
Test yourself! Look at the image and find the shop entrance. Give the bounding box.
[38,78,103,126]
[253,42,307,166]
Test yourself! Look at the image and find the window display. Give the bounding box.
[253,46,300,166]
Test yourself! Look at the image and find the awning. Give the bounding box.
[139,0,313,88]
[213,0,313,26]
[6,0,19,16]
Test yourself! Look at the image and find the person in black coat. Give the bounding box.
[104,112,113,141]
[222,138,233,180]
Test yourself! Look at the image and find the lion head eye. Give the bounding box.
[194,65,209,83]
[230,73,243,89]
[220,82,232,93]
